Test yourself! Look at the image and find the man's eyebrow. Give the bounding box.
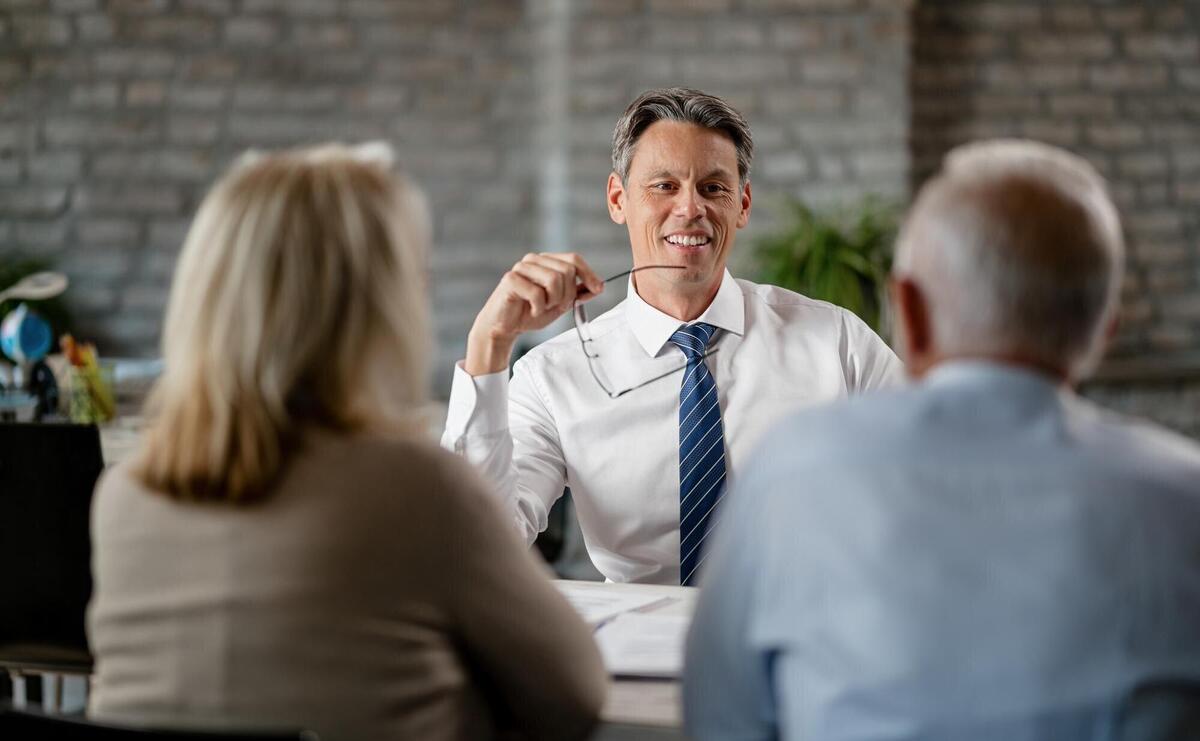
[643,168,737,181]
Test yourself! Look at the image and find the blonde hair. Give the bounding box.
[136,143,431,502]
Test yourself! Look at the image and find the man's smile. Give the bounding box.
[664,231,713,251]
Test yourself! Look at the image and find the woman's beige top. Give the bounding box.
[87,430,606,741]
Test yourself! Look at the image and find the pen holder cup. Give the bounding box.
[68,363,116,424]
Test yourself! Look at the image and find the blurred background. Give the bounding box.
[0,0,1197,437]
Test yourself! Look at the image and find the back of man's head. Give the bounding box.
[894,139,1124,381]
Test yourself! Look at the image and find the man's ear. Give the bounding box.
[736,180,751,229]
[607,172,627,225]
[890,275,934,373]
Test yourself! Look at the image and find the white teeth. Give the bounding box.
[666,235,709,246]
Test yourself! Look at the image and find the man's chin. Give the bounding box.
[675,267,713,284]
[658,262,720,289]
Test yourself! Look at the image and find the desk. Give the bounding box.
[99,417,141,465]
[555,580,695,741]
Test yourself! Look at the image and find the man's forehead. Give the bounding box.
[628,120,739,177]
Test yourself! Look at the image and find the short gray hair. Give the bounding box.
[611,87,754,185]
[894,139,1124,380]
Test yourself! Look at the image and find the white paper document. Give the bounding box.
[553,582,667,626]
[594,612,691,678]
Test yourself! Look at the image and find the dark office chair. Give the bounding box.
[0,705,319,740]
[1113,678,1200,741]
[0,422,105,708]
[533,487,568,564]
[0,422,103,653]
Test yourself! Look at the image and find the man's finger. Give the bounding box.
[512,259,569,308]
[503,271,549,318]
[528,254,586,310]
[544,252,604,295]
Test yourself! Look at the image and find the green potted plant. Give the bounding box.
[752,197,897,336]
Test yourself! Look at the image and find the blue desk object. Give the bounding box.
[0,303,53,364]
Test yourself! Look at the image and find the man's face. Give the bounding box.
[607,120,751,296]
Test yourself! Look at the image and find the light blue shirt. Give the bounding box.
[684,361,1200,741]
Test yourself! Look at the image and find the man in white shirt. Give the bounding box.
[442,87,901,585]
[685,140,1200,738]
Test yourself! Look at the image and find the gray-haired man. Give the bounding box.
[685,140,1200,738]
[442,87,901,585]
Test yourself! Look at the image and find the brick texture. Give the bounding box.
[1,0,1198,438]
[0,0,912,396]
[565,0,912,289]
[912,0,1200,360]
[912,0,1200,439]
[0,0,535,372]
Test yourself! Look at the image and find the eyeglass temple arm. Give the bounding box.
[607,346,721,399]
[574,264,686,302]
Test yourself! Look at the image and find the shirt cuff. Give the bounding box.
[444,361,510,438]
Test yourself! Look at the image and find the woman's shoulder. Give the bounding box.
[93,458,155,510]
[90,458,186,539]
[309,430,465,475]
[299,430,491,506]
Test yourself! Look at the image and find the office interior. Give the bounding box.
[1,1,1198,739]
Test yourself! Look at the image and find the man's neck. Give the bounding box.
[632,272,723,322]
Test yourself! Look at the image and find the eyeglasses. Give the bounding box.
[573,265,720,399]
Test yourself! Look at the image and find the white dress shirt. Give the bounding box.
[685,361,1200,740]
[442,269,902,584]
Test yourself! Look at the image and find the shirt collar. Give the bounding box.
[924,359,1066,398]
[623,269,746,357]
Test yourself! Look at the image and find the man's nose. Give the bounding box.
[672,187,704,220]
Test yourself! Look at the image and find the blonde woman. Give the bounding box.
[87,144,606,741]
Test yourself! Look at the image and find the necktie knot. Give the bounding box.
[669,322,717,361]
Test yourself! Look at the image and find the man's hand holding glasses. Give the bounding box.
[466,253,713,400]
[465,253,607,376]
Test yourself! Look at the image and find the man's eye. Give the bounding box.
[651,183,675,191]
[703,183,729,194]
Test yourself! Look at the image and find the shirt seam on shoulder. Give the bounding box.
[738,279,848,316]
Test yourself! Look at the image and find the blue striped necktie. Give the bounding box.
[669,322,726,587]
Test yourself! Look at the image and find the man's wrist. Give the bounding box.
[465,329,516,376]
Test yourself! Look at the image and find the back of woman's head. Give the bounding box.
[136,143,431,503]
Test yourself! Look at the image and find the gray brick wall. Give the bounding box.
[912,0,1200,439]
[565,0,912,287]
[912,1,1200,360]
[2,0,1198,439]
[0,0,911,397]
[1084,378,1200,441]
[1,0,536,387]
